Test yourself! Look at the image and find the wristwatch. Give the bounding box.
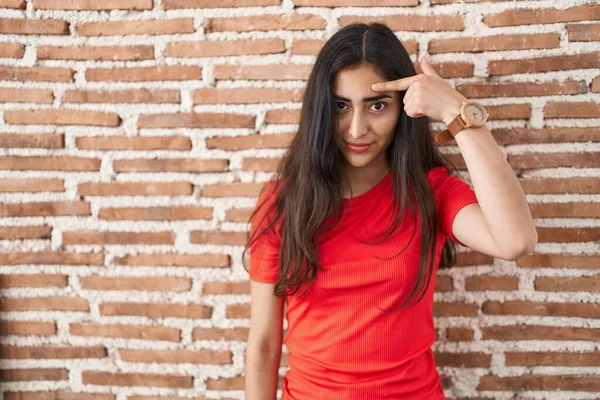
[434,100,488,145]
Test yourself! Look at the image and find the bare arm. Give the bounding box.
[245,346,282,400]
[245,280,285,400]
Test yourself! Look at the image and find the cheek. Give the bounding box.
[373,114,399,138]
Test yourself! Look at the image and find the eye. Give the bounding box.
[334,101,388,112]
[335,102,347,111]
[370,101,387,112]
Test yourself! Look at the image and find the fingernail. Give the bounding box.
[372,83,381,90]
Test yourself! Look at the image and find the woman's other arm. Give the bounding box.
[245,280,285,400]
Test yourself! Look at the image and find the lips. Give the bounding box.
[345,141,372,152]
[346,142,370,146]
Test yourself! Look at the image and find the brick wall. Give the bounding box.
[0,0,599,399]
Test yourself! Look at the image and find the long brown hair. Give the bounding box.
[243,22,461,310]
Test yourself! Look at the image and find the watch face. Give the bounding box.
[463,102,487,124]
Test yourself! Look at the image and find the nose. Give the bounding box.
[348,109,368,139]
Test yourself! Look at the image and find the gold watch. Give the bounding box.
[434,100,488,145]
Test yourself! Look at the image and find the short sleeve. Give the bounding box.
[248,181,281,283]
[429,166,479,247]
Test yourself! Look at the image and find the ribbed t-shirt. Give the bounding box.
[249,166,479,400]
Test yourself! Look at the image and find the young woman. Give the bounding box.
[244,22,537,400]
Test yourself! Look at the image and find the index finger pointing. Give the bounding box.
[371,75,419,92]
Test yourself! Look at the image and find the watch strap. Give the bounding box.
[434,113,467,145]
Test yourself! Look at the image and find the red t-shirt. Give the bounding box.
[249,166,479,400]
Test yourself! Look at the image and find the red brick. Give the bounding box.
[205,14,325,33]
[483,300,600,318]
[113,158,228,173]
[118,348,231,364]
[192,326,248,341]
[493,127,600,145]
[214,64,312,81]
[82,371,193,388]
[484,4,600,27]
[99,302,212,318]
[456,79,586,98]
[192,87,303,104]
[265,108,300,124]
[0,133,64,148]
[481,324,600,341]
[433,302,479,317]
[429,33,558,53]
[535,227,599,243]
[0,296,89,311]
[505,351,600,367]
[477,374,600,391]
[521,177,600,194]
[0,156,100,170]
[489,51,600,75]
[0,321,56,336]
[77,18,194,36]
[206,133,293,150]
[138,112,254,129]
[226,303,249,318]
[242,157,279,172]
[0,18,68,34]
[190,230,247,246]
[545,101,600,118]
[203,281,249,295]
[64,89,179,104]
[87,66,201,82]
[509,153,599,169]
[76,135,190,150]
[0,201,91,217]
[0,179,64,192]
[113,253,229,268]
[78,182,193,196]
[535,276,600,292]
[62,231,174,245]
[464,275,519,291]
[80,276,192,291]
[4,109,120,126]
[0,251,103,266]
[99,205,212,221]
[38,45,154,61]
[434,352,491,368]
[0,0,25,8]
[291,38,325,55]
[0,345,106,359]
[0,274,68,288]
[446,327,474,341]
[0,65,73,82]
[567,22,600,41]
[164,0,279,7]
[434,275,453,292]
[339,14,463,31]
[0,368,68,381]
[295,0,416,5]
[531,202,599,218]
[0,88,53,103]
[0,225,52,239]
[70,322,180,341]
[517,254,599,269]
[5,392,114,400]
[165,38,285,57]
[0,42,25,57]
[34,0,152,10]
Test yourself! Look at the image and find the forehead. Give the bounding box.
[333,63,397,100]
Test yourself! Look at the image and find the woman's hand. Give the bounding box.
[371,55,468,126]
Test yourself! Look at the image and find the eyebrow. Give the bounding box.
[332,94,393,102]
